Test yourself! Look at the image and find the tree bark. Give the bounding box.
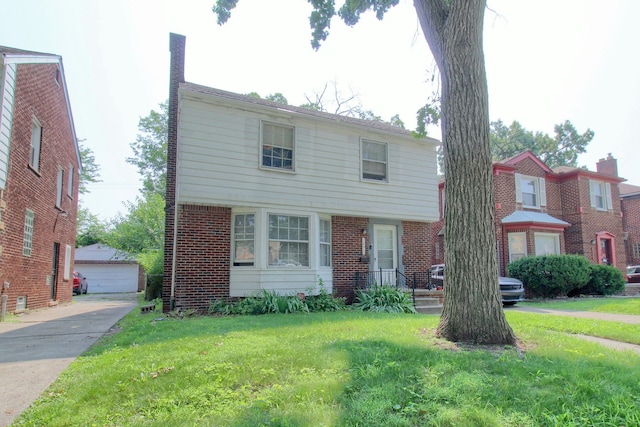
[414,0,516,344]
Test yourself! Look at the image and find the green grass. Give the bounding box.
[522,296,640,314]
[14,308,640,427]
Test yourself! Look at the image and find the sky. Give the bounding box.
[2,0,639,221]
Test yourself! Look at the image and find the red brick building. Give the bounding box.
[621,182,640,267]
[0,46,80,313]
[162,34,440,312]
[431,151,626,276]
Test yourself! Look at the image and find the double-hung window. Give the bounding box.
[67,163,74,197]
[30,118,42,172]
[589,180,613,211]
[23,209,34,256]
[56,166,64,208]
[319,219,331,267]
[233,214,255,266]
[268,214,309,267]
[262,122,294,171]
[507,232,527,263]
[361,140,388,181]
[515,173,546,208]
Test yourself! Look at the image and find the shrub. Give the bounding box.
[353,285,417,313]
[508,255,590,298]
[305,287,346,312]
[209,290,309,315]
[571,264,626,296]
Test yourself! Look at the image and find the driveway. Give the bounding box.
[0,293,138,427]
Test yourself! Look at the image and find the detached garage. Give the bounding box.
[75,244,144,293]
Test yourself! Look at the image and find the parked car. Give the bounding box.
[73,271,88,295]
[627,265,640,283]
[428,264,525,305]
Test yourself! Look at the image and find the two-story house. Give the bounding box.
[431,151,626,276]
[162,34,440,312]
[0,46,81,313]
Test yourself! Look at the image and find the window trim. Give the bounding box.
[268,213,310,268]
[23,209,34,257]
[232,213,255,267]
[260,121,295,172]
[361,139,388,182]
[589,179,613,211]
[534,232,560,256]
[29,117,42,172]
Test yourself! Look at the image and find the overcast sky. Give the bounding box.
[2,0,638,220]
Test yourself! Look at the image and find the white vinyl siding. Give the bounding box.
[508,232,527,263]
[176,96,439,222]
[30,118,42,172]
[534,233,560,256]
[361,139,388,182]
[589,180,613,211]
[23,209,34,256]
[515,173,546,208]
[0,63,17,189]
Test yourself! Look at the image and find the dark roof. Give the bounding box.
[0,45,57,57]
[180,81,440,143]
[620,183,640,197]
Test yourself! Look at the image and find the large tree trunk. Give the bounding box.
[414,0,516,344]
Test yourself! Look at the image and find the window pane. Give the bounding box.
[521,178,537,207]
[262,123,294,170]
[234,214,255,266]
[268,214,309,266]
[535,234,559,256]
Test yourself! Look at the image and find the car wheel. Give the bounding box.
[83,286,88,295]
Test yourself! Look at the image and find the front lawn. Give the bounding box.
[14,306,640,426]
[521,296,640,314]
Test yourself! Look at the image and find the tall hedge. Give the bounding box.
[507,255,591,298]
[573,264,626,296]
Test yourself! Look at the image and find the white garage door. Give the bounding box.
[75,264,139,293]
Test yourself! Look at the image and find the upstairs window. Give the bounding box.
[262,122,294,171]
[67,163,74,197]
[233,213,255,266]
[589,180,613,211]
[30,118,42,172]
[515,173,546,208]
[23,209,34,256]
[362,140,388,181]
[56,166,64,208]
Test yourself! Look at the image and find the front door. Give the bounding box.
[51,243,60,301]
[373,224,398,286]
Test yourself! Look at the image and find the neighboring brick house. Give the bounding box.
[621,182,640,266]
[0,46,80,313]
[162,34,440,312]
[431,151,626,276]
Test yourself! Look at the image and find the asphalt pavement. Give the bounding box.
[0,293,138,427]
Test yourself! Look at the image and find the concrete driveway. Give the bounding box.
[0,293,138,427]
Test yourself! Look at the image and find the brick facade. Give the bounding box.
[0,58,79,313]
[171,205,231,312]
[432,151,627,277]
[401,221,431,278]
[331,216,369,302]
[621,188,640,266]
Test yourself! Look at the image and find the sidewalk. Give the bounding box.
[509,305,640,354]
[0,293,138,427]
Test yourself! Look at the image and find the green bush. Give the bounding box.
[353,285,417,313]
[209,290,309,315]
[572,264,626,296]
[507,255,591,298]
[305,287,346,312]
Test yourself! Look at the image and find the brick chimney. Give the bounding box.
[596,153,618,177]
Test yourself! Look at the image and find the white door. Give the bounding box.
[373,224,398,286]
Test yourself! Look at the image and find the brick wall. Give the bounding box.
[494,169,516,274]
[401,221,430,278]
[172,204,231,312]
[622,195,640,265]
[331,216,369,302]
[0,62,79,312]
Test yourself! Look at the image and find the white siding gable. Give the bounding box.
[176,93,439,222]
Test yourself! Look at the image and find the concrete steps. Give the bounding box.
[411,289,443,315]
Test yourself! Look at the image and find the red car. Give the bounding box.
[627,266,640,283]
[73,271,88,295]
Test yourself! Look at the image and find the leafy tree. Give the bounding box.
[106,193,165,256]
[214,0,516,344]
[246,92,289,104]
[76,207,109,247]
[78,141,101,195]
[491,119,593,168]
[127,101,168,198]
